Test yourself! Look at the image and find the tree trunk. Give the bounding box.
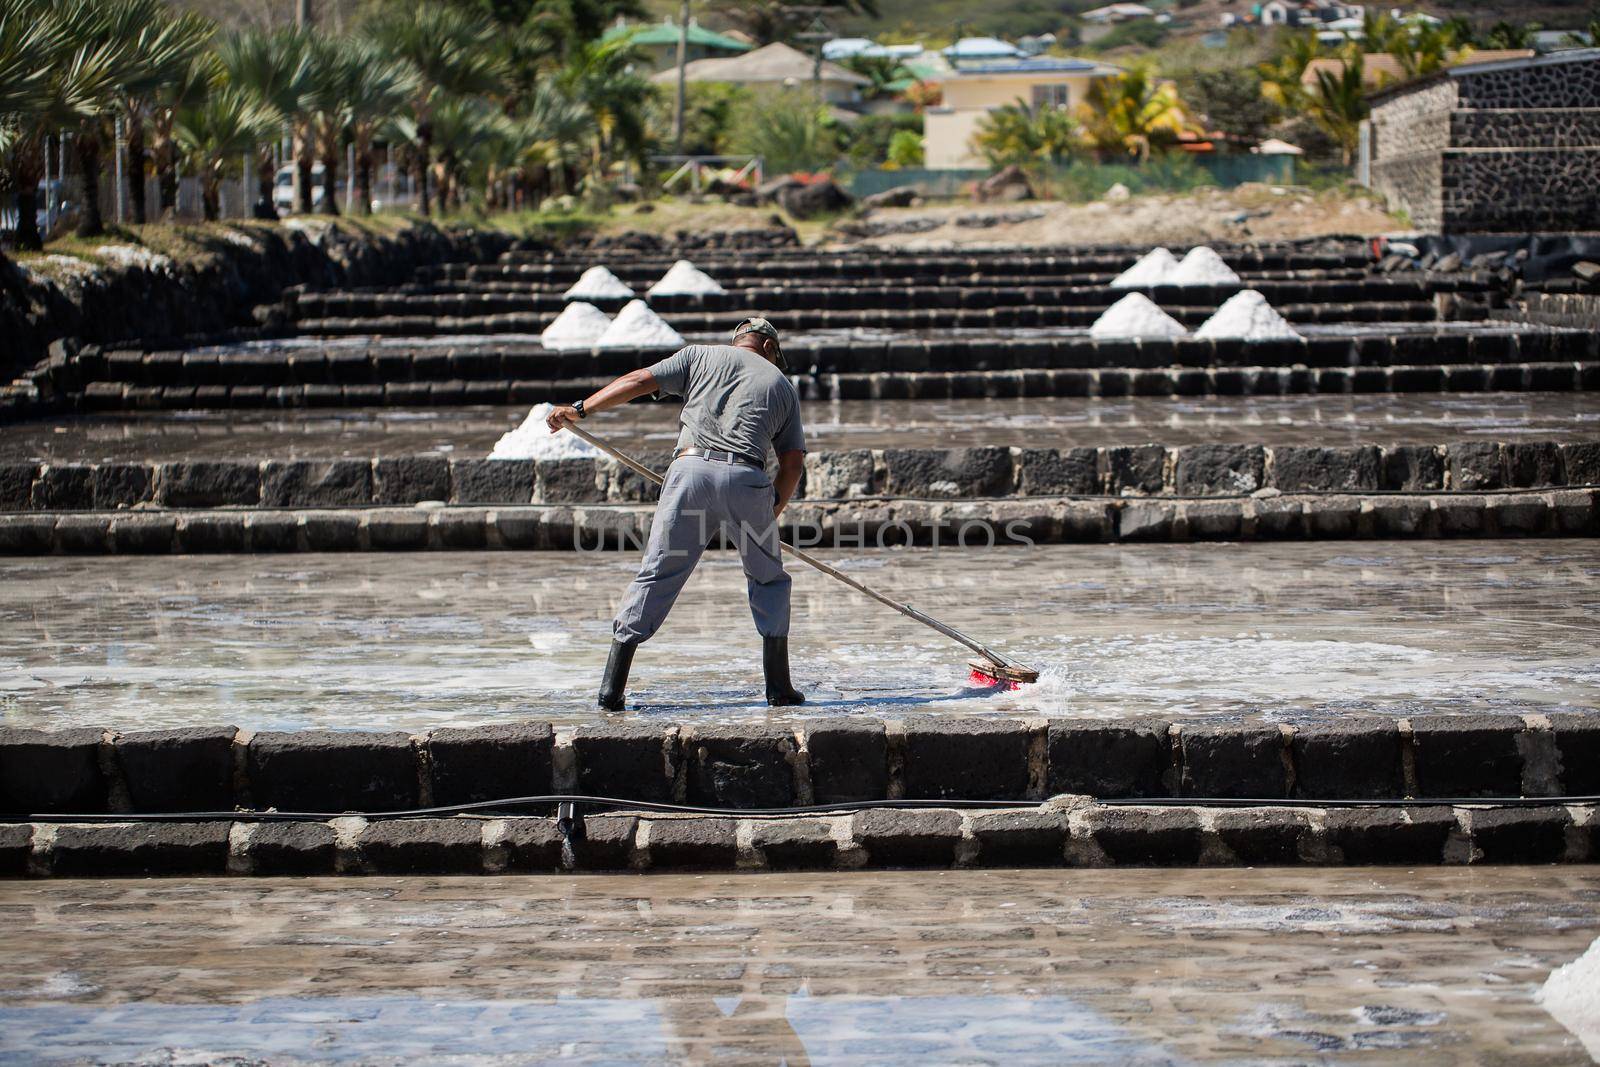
[254,147,278,220]
[202,178,219,221]
[320,148,340,215]
[415,125,432,216]
[127,120,147,225]
[158,140,178,216]
[354,149,372,216]
[294,127,314,214]
[75,129,105,238]
[14,186,41,252]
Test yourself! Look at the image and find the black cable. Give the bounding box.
[9,791,1597,824]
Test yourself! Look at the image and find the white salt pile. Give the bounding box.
[1194,290,1302,340]
[595,299,686,349]
[1537,935,1600,1059]
[1089,293,1188,339]
[540,301,612,350]
[489,403,606,460]
[647,259,726,297]
[563,265,633,301]
[1168,245,1241,286]
[1109,247,1178,288]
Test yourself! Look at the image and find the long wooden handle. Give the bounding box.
[562,421,1018,670]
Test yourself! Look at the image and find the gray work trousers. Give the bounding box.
[613,455,790,644]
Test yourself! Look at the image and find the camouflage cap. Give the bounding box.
[732,317,784,368]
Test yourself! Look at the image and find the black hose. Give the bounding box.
[9,791,1598,824]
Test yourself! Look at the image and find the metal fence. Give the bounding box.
[844,154,1298,200]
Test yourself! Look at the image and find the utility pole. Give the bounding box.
[794,10,833,104]
[296,0,312,28]
[673,0,690,155]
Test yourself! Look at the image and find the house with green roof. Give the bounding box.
[602,18,752,74]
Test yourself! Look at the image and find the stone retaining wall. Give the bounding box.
[2,714,1595,817]
[3,441,1595,514]
[2,800,1595,876]
[0,488,1592,554]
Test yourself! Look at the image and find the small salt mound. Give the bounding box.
[1537,935,1600,1059]
[647,259,726,297]
[489,403,606,460]
[563,265,633,301]
[595,299,686,349]
[540,302,612,350]
[1089,293,1188,339]
[1194,290,1302,340]
[1168,245,1241,286]
[1109,247,1178,288]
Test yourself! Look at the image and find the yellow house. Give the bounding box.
[924,57,1123,169]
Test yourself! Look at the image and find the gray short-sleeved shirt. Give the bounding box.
[646,343,805,464]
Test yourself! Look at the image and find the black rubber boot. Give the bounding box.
[763,636,805,706]
[597,640,636,711]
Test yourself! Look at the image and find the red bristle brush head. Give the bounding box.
[968,662,1033,691]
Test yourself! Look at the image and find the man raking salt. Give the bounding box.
[544,318,807,710]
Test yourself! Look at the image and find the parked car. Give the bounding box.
[273,164,326,211]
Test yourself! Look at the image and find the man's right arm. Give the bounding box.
[545,368,659,432]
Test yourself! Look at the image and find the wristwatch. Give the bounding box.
[572,399,587,419]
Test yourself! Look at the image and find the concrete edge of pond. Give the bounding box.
[0,488,1592,554]
[3,715,1596,818]
[1,800,1595,877]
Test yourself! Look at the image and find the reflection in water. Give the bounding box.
[1,541,1597,730]
[0,867,1594,1064]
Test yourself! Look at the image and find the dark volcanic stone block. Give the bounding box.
[0,727,105,813]
[751,819,837,869]
[1269,446,1380,492]
[535,458,601,503]
[260,459,372,507]
[969,809,1068,866]
[1081,807,1202,865]
[1291,722,1404,800]
[115,727,236,812]
[1369,498,1430,537]
[452,458,536,504]
[498,819,563,871]
[92,463,154,509]
[1175,444,1266,495]
[1468,807,1570,863]
[31,464,94,509]
[568,813,637,869]
[1559,442,1600,486]
[1211,808,1308,864]
[1446,442,1504,491]
[49,822,231,877]
[685,726,795,809]
[367,512,430,549]
[901,718,1029,800]
[428,722,554,807]
[1018,448,1099,496]
[852,807,962,866]
[245,513,298,552]
[373,456,451,504]
[1409,715,1523,798]
[0,515,56,554]
[1547,713,1600,794]
[806,720,888,803]
[572,725,676,803]
[0,823,32,876]
[300,513,361,551]
[248,821,338,875]
[1324,807,1456,863]
[804,450,877,498]
[54,515,109,552]
[432,511,487,549]
[360,818,482,874]
[1503,442,1563,487]
[647,818,738,868]
[1381,446,1445,490]
[0,463,36,510]
[1102,445,1166,495]
[1178,725,1287,799]
[882,448,1012,498]
[157,461,260,507]
[1047,719,1169,798]
[247,731,419,812]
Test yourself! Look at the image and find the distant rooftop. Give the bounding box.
[602,19,751,53]
[942,37,1026,60]
[936,55,1122,78]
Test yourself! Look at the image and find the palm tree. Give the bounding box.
[341,40,413,216]
[1078,66,1195,163]
[306,36,357,215]
[368,4,505,216]
[1257,30,1322,112]
[148,52,219,219]
[0,0,73,249]
[512,81,590,203]
[558,37,650,187]
[973,99,1079,168]
[1306,46,1366,165]
[175,84,276,219]
[216,26,313,219]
